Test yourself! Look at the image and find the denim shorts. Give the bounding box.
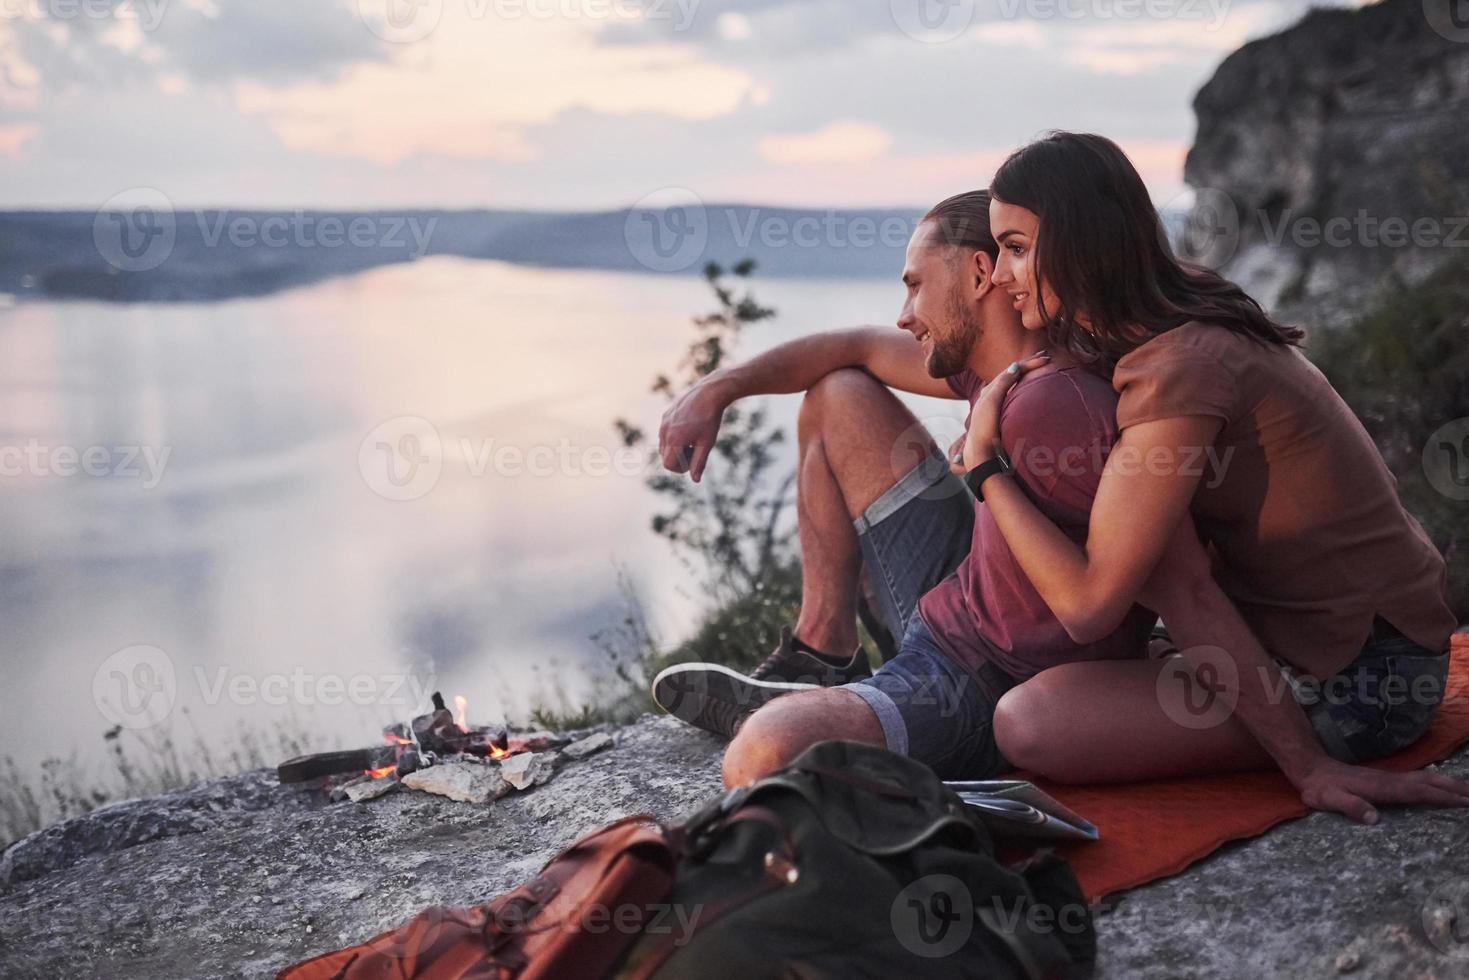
[1278,617,1450,764]
[841,449,1017,779]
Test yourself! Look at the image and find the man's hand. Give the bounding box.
[658,378,729,482]
[1295,756,1469,824]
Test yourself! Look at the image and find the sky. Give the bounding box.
[0,0,1366,210]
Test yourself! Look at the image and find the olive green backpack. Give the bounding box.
[615,740,1095,980]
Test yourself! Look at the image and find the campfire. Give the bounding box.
[276,692,613,805]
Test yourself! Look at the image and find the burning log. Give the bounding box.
[277,747,398,785]
[276,692,606,798]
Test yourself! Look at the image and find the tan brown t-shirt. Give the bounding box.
[1113,321,1456,678]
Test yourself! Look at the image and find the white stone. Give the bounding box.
[344,778,398,803]
[562,732,614,760]
[400,762,508,803]
[500,751,559,791]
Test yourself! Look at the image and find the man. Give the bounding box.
[651,190,1154,787]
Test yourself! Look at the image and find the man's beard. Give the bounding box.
[927,288,980,378]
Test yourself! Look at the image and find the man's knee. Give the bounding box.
[722,703,793,789]
[722,688,878,788]
[799,368,882,431]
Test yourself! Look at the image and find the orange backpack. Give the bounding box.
[278,814,677,980]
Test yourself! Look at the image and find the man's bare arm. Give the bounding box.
[659,327,957,480]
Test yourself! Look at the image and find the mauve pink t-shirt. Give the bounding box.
[917,365,1154,681]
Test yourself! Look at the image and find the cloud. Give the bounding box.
[148,0,386,84]
[759,121,892,165]
[0,0,1362,208]
[5,0,384,93]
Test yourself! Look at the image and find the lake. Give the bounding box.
[0,257,964,773]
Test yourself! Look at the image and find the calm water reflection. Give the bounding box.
[0,258,959,768]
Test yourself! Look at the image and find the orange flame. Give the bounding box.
[364,765,396,780]
[453,695,469,731]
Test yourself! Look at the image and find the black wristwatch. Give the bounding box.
[963,450,1012,501]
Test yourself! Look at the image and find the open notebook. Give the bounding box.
[944,779,1100,842]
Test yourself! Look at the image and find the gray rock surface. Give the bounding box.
[2,714,1466,979]
[1183,0,1469,327]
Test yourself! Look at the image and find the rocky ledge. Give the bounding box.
[1183,0,1469,327]
[3,715,1467,979]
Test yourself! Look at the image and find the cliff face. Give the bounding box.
[1183,0,1469,324]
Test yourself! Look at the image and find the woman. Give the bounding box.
[957,131,1468,823]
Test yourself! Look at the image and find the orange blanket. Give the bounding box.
[1008,634,1469,903]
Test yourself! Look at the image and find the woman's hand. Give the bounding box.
[949,352,1051,474]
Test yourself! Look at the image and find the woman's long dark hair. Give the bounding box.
[990,131,1304,367]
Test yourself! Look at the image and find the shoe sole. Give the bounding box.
[651,662,818,737]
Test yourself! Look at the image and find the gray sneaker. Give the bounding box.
[651,626,870,738]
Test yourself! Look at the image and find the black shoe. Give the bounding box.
[750,625,872,686]
[650,627,871,739]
